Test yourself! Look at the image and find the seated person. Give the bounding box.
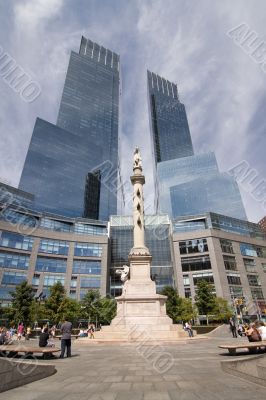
[0,328,7,345]
[246,323,262,342]
[78,329,87,337]
[39,327,51,347]
[257,321,266,340]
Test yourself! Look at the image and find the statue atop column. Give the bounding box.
[133,146,142,169]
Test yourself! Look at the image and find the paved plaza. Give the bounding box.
[1,335,266,400]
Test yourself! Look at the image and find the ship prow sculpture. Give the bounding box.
[92,147,189,341]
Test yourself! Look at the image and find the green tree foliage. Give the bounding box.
[8,281,34,326]
[160,286,196,323]
[81,290,117,325]
[210,297,233,322]
[194,280,216,324]
[44,281,81,324]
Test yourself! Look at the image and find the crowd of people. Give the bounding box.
[229,318,266,341]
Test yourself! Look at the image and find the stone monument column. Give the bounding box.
[93,147,188,339]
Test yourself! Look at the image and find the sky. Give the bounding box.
[0,0,266,223]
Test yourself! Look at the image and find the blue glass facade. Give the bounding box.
[19,36,121,220]
[148,71,247,220]
[172,212,265,239]
[147,70,194,164]
[109,215,174,296]
[157,152,247,220]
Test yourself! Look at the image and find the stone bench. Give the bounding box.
[0,345,60,359]
[219,341,266,355]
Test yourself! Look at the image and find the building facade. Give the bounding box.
[147,70,194,165]
[157,153,247,220]
[109,214,174,297]
[19,36,121,221]
[0,205,108,306]
[1,202,265,318]
[147,71,247,220]
[258,216,266,234]
[172,213,266,317]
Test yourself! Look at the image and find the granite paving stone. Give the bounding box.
[1,337,266,399]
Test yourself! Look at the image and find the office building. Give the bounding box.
[0,203,108,306]
[102,214,174,296]
[19,36,121,220]
[157,153,247,220]
[258,216,266,234]
[172,212,266,316]
[1,197,265,318]
[147,70,194,164]
[147,71,247,220]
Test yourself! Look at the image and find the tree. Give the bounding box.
[160,286,196,323]
[45,282,81,324]
[211,297,233,323]
[96,296,117,325]
[81,290,117,325]
[8,281,34,326]
[194,280,216,324]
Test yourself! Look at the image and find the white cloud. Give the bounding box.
[14,0,63,29]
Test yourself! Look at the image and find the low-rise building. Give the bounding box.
[172,213,266,316]
[0,205,108,306]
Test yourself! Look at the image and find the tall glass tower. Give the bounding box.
[19,37,121,220]
[147,70,194,165]
[147,71,247,220]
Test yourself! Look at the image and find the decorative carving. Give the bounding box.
[115,265,130,295]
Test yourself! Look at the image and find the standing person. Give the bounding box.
[88,323,95,339]
[229,318,237,338]
[25,326,31,340]
[17,322,24,340]
[59,318,72,358]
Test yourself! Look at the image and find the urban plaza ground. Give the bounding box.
[1,328,266,400]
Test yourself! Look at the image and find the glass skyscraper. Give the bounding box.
[147,70,194,164]
[147,71,247,220]
[109,215,174,296]
[19,36,121,220]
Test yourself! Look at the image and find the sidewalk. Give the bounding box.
[1,336,265,400]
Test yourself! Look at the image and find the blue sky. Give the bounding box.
[0,0,265,222]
